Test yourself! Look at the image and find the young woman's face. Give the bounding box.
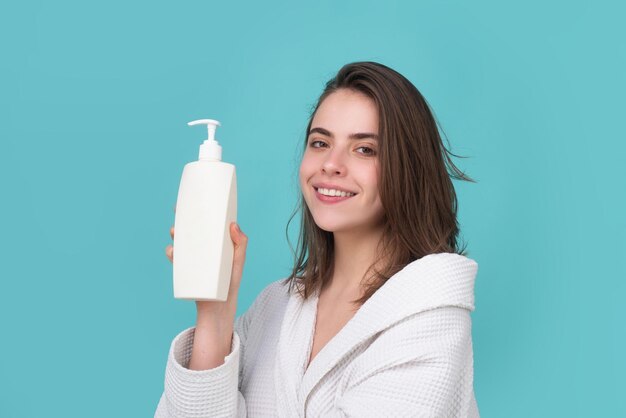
[299,89,385,234]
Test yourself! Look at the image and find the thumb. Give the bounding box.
[230,222,248,270]
[228,223,248,298]
[231,222,248,248]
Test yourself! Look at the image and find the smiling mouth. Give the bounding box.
[313,187,357,204]
[313,186,357,198]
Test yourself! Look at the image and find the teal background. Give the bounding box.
[1,0,624,416]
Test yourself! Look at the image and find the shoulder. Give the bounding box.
[253,277,291,306]
[401,252,478,280]
[353,252,478,337]
[388,252,479,312]
[373,253,477,358]
[234,277,292,342]
[239,278,291,323]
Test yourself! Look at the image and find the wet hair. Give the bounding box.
[284,61,475,306]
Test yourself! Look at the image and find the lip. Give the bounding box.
[312,182,358,194]
[313,186,357,204]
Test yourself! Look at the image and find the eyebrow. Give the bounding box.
[308,127,379,141]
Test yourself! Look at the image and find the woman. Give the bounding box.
[155,62,479,417]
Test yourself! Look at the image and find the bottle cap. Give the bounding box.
[187,119,222,161]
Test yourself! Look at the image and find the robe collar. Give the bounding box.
[273,252,478,417]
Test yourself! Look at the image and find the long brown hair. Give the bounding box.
[283,61,475,306]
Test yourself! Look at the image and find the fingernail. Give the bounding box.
[234,223,241,233]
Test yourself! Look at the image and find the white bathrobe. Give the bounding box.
[155,252,479,417]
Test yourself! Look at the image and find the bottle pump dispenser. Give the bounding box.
[173,119,237,301]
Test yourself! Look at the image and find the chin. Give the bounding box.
[311,216,358,233]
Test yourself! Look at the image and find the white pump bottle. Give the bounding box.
[173,119,237,301]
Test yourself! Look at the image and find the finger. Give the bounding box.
[170,226,174,239]
[230,222,248,249]
[230,223,248,278]
[165,245,173,263]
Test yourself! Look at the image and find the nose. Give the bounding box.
[321,147,346,176]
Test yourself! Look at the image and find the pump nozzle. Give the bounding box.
[188,119,223,161]
[188,119,221,141]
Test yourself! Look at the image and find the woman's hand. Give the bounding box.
[165,221,249,369]
[165,222,248,309]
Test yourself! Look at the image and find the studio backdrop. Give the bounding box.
[1,1,624,417]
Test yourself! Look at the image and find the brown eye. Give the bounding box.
[310,140,328,148]
[356,146,376,156]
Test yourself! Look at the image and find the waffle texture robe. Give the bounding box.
[155,252,480,417]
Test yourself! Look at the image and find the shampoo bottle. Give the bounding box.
[173,119,237,301]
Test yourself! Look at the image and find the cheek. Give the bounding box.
[356,162,381,195]
[299,154,316,182]
[371,163,382,197]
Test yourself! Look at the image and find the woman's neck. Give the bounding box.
[324,225,385,297]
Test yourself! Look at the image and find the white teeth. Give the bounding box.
[317,187,355,197]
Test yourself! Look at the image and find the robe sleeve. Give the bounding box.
[154,296,258,418]
[328,306,479,418]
